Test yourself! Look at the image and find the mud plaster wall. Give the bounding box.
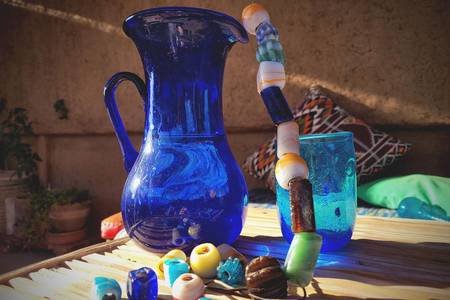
[1,1,449,227]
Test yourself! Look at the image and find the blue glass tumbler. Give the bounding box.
[276,132,357,252]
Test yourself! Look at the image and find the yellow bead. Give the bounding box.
[164,249,187,261]
[189,243,221,278]
[155,257,168,279]
[275,153,309,189]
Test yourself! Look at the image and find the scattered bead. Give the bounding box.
[257,61,286,92]
[190,243,221,278]
[242,3,270,35]
[101,212,124,240]
[245,256,287,299]
[275,153,309,189]
[217,257,244,286]
[155,257,168,279]
[164,258,190,288]
[256,39,284,64]
[165,249,188,261]
[284,232,322,287]
[127,267,158,300]
[172,273,205,300]
[256,21,279,45]
[276,121,300,158]
[260,86,293,125]
[91,277,121,300]
[217,244,248,264]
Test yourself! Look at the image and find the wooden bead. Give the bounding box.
[172,273,205,300]
[245,256,287,299]
[277,121,300,158]
[257,61,286,92]
[242,3,270,35]
[190,243,221,278]
[275,153,308,189]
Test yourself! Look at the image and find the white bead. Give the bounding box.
[242,3,270,35]
[256,66,262,93]
[257,61,286,91]
[172,273,205,300]
[277,121,300,158]
[275,154,309,189]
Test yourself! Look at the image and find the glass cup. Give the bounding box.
[276,132,357,252]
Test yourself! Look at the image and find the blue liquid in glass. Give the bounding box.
[276,132,357,252]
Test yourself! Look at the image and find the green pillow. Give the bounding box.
[357,174,450,215]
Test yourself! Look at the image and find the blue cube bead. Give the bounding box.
[127,267,158,300]
[163,258,190,287]
[91,277,121,300]
[260,86,294,124]
[217,257,244,286]
[256,21,279,45]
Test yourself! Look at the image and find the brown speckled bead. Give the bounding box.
[245,256,287,299]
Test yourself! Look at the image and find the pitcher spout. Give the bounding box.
[124,7,248,46]
[123,7,248,137]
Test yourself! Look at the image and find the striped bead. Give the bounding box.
[257,61,286,92]
[256,39,284,64]
[260,86,293,125]
[275,153,309,189]
[277,121,300,158]
[256,21,279,45]
[242,3,270,35]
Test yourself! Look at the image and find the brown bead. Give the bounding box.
[289,178,316,233]
[245,256,287,299]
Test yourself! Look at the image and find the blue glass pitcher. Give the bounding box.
[104,7,249,252]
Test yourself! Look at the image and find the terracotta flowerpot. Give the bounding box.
[49,202,91,232]
[46,227,87,245]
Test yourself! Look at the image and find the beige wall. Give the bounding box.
[1,1,449,225]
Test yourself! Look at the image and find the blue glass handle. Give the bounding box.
[104,72,147,172]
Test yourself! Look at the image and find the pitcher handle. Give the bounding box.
[104,72,147,173]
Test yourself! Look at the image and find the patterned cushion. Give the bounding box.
[243,85,411,190]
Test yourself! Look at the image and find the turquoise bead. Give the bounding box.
[163,258,190,287]
[256,39,285,64]
[91,277,121,300]
[217,257,244,286]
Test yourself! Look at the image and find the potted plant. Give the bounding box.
[0,99,41,236]
[48,188,91,232]
[21,188,91,250]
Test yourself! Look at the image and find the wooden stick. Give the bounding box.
[0,237,129,284]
